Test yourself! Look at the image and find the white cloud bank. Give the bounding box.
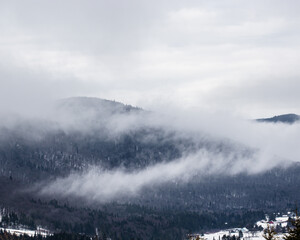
[41,148,280,203]
[37,103,299,203]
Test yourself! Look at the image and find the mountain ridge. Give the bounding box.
[256,113,300,124]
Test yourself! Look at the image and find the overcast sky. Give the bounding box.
[1,0,300,117]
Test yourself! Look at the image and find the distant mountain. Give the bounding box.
[256,113,300,124]
[57,97,142,115]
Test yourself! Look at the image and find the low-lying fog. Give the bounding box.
[1,97,296,202]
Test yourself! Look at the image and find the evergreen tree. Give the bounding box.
[284,210,300,240]
[263,225,278,240]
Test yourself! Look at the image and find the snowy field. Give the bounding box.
[203,230,285,240]
[0,227,51,237]
[195,213,294,240]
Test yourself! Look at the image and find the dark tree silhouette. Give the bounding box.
[263,225,278,240]
[284,209,300,240]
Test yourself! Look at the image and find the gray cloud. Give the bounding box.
[1,0,300,116]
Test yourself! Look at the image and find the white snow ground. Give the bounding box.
[203,229,285,240]
[0,227,51,237]
[196,213,295,240]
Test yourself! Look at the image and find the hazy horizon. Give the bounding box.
[1,1,300,118]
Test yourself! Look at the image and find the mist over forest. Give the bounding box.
[1,0,300,239]
[0,97,300,240]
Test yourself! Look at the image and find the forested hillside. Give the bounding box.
[0,97,299,239]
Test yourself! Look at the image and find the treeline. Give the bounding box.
[0,231,93,240]
[0,200,267,240]
[0,211,35,230]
